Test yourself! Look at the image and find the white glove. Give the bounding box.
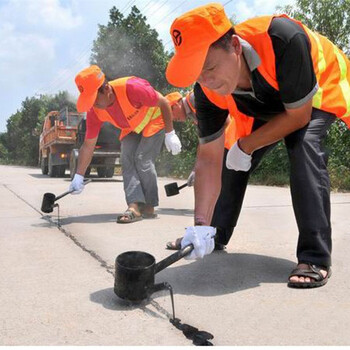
[69,174,85,195]
[226,140,252,172]
[181,226,216,260]
[165,130,182,155]
[187,171,195,187]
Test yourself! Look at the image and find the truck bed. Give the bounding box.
[40,126,77,149]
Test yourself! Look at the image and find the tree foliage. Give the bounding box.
[91,6,171,92]
[277,0,350,55]
[0,91,76,166]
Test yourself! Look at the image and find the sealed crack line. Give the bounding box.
[3,184,115,277]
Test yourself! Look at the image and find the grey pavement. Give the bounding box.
[0,164,350,346]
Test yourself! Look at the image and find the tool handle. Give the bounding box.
[55,179,92,201]
[178,183,188,191]
[154,244,194,274]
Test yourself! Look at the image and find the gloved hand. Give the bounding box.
[187,171,195,187]
[69,173,85,195]
[165,130,182,155]
[226,140,252,172]
[181,226,216,260]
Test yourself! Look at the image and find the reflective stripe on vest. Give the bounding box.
[305,28,326,110]
[333,46,350,118]
[134,106,161,133]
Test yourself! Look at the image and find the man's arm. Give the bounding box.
[239,100,313,154]
[157,92,174,133]
[76,137,98,175]
[194,133,225,225]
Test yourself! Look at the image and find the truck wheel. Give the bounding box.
[41,157,48,175]
[58,165,66,177]
[48,154,58,177]
[105,166,115,178]
[97,167,107,177]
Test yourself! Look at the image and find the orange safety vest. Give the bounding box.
[186,90,254,150]
[202,14,350,145]
[201,87,254,149]
[93,77,164,140]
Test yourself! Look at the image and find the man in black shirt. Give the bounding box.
[165,3,350,288]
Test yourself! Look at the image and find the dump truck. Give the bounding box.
[39,108,83,177]
[39,108,121,178]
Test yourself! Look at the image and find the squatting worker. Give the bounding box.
[165,3,350,288]
[70,65,182,223]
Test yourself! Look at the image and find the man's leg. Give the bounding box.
[211,143,276,247]
[135,130,165,213]
[285,108,335,285]
[120,132,145,218]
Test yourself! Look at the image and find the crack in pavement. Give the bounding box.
[2,184,115,277]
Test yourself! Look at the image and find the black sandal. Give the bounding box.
[116,210,143,224]
[288,264,332,289]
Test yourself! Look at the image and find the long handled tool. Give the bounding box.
[41,179,92,213]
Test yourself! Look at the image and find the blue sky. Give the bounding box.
[0,0,293,132]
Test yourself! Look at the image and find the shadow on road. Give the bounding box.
[155,208,194,216]
[90,253,295,313]
[37,209,193,225]
[28,173,122,182]
[58,213,118,224]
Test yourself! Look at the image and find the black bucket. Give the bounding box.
[114,245,193,302]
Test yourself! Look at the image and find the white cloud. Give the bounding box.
[233,0,294,22]
[0,0,83,30]
[0,23,55,86]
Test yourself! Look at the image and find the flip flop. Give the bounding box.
[288,264,332,288]
[116,210,143,224]
[166,237,182,250]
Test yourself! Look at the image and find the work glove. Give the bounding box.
[187,171,195,187]
[165,130,182,155]
[69,173,85,195]
[181,226,216,260]
[226,140,252,172]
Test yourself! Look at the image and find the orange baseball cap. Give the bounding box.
[75,65,105,112]
[166,91,183,106]
[166,3,232,88]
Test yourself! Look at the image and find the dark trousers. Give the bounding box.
[211,109,336,267]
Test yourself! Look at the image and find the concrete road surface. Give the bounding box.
[1,164,350,346]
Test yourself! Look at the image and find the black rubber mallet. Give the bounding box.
[164,182,188,197]
[41,179,91,213]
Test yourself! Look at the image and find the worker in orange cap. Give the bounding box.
[165,3,350,288]
[70,65,182,223]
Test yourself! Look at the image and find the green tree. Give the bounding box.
[2,91,76,166]
[277,0,350,54]
[91,5,171,92]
